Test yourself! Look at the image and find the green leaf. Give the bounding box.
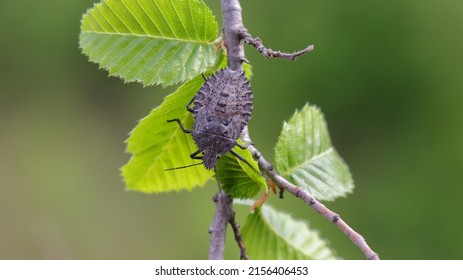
[215,143,266,199]
[121,75,213,193]
[121,52,253,193]
[79,0,219,86]
[240,203,337,260]
[274,104,354,201]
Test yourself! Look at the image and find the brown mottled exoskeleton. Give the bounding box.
[167,68,253,170]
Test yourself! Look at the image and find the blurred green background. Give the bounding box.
[1,0,462,259]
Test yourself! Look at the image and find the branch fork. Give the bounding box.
[208,191,248,260]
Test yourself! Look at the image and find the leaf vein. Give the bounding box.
[169,0,190,39]
[105,0,134,34]
[187,0,199,39]
[151,0,178,38]
[121,0,149,34]
[81,30,212,44]
[282,147,334,176]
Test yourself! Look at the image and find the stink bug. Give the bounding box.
[167,68,253,170]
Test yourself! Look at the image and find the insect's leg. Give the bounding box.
[190,149,204,160]
[236,141,253,150]
[213,166,223,191]
[186,96,196,113]
[230,150,260,174]
[167,119,192,133]
[164,150,203,171]
[164,162,204,171]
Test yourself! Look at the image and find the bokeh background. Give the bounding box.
[1,0,462,259]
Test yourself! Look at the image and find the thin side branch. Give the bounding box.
[240,29,314,61]
[229,213,249,260]
[241,127,380,260]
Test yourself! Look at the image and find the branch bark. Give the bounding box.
[208,191,233,260]
[221,0,246,71]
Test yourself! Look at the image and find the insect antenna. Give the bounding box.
[164,162,204,171]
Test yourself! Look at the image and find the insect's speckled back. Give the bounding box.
[194,68,253,134]
[187,68,253,169]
